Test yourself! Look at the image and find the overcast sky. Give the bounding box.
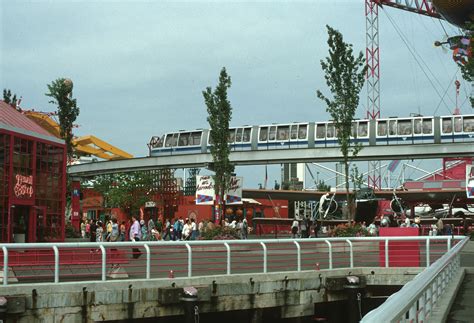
[0,0,469,188]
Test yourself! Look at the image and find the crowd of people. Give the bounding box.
[80,215,213,243]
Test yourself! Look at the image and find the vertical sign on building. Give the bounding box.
[466,165,474,198]
[195,175,215,205]
[226,176,243,205]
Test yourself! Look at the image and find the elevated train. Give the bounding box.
[148,114,474,156]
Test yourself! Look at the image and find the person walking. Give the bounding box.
[96,221,104,242]
[89,219,97,242]
[130,215,142,259]
[110,218,119,242]
[119,221,126,241]
[291,219,299,238]
[242,218,249,239]
[163,219,171,241]
[80,220,86,239]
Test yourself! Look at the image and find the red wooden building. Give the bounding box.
[0,101,67,243]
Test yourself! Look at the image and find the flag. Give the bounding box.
[264,165,268,189]
[388,160,401,173]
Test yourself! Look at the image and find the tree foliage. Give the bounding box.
[316,180,331,192]
[203,67,235,220]
[316,25,367,221]
[91,171,158,215]
[3,89,19,108]
[45,78,79,158]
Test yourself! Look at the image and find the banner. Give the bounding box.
[226,176,243,205]
[196,175,215,205]
[195,175,243,205]
[466,165,474,198]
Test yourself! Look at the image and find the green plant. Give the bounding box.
[329,223,368,237]
[199,225,240,240]
[65,222,81,238]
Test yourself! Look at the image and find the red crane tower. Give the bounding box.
[365,0,441,189]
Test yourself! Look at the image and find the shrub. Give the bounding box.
[329,223,369,237]
[199,225,240,240]
[65,222,81,238]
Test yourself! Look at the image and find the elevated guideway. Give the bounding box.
[68,142,474,177]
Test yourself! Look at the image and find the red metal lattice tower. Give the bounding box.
[366,0,382,189]
[365,0,440,189]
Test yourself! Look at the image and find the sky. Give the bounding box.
[0,0,470,188]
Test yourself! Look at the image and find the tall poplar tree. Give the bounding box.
[45,78,79,158]
[203,67,234,223]
[316,25,367,222]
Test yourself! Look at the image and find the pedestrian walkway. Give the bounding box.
[447,240,474,323]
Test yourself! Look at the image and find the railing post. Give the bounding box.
[419,290,426,322]
[260,242,267,273]
[384,239,389,268]
[447,236,452,251]
[408,303,417,322]
[325,240,332,269]
[293,241,301,271]
[185,243,192,277]
[2,246,8,286]
[99,245,106,281]
[345,239,354,269]
[224,242,231,275]
[426,238,430,267]
[144,244,151,279]
[52,245,59,283]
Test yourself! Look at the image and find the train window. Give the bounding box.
[377,121,387,136]
[389,120,397,136]
[454,117,462,133]
[259,127,268,141]
[178,133,189,146]
[165,133,178,147]
[235,128,243,142]
[464,117,474,132]
[442,118,453,133]
[290,125,298,140]
[422,119,432,134]
[358,122,368,137]
[398,120,412,136]
[316,124,325,139]
[351,123,357,137]
[269,126,277,141]
[327,124,335,138]
[277,126,289,140]
[243,128,251,142]
[165,134,173,147]
[191,132,201,145]
[414,119,422,135]
[228,129,236,143]
[150,136,164,148]
[299,125,307,139]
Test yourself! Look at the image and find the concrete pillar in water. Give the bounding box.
[344,275,366,323]
[181,287,198,323]
[250,308,263,323]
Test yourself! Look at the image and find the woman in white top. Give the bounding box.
[182,219,192,240]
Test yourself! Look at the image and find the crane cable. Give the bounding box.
[381,8,454,114]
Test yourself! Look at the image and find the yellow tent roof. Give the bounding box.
[24,111,133,160]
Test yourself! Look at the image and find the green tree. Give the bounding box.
[316,180,331,192]
[3,89,18,108]
[91,171,158,215]
[316,25,367,222]
[45,78,79,158]
[203,67,235,223]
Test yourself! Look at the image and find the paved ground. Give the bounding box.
[447,241,474,323]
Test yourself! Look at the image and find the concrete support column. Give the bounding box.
[250,308,263,323]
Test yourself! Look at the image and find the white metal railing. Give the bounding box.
[361,236,469,323]
[0,236,463,286]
